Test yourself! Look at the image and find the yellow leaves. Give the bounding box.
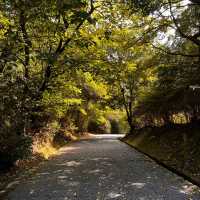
[43,90,81,107]
[0,12,10,39]
[127,63,137,72]
[66,84,81,95]
[96,115,107,126]
[147,74,157,82]
[79,108,87,115]
[77,70,109,100]
[42,86,82,119]
[63,98,82,106]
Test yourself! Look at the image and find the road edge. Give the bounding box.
[120,138,200,188]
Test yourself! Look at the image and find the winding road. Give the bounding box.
[7,134,200,200]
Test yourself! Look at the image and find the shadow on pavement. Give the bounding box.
[7,136,200,200]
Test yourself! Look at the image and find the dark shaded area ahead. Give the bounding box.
[7,135,200,200]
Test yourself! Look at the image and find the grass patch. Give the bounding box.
[33,141,57,159]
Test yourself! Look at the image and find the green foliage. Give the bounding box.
[0,0,199,167]
[0,0,98,166]
[0,12,9,39]
[0,134,32,164]
[129,0,162,15]
[88,116,111,134]
[77,71,109,101]
[104,109,129,134]
[42,89,82,119]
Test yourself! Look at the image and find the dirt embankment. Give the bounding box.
[122,123,200,184]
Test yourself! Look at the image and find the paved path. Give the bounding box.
[7,135,200,200]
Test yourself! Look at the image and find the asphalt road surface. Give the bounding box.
[7,134,200,200]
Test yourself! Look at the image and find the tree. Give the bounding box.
[80,21,156,132]
[0,0,102,163]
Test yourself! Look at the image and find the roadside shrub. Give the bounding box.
[53,129,78,148]
[0,134,32,170]
[88,116,111,134]
[53,131,69,147]
[105,109,130,134]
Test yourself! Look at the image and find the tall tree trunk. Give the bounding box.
[127,116,135,134]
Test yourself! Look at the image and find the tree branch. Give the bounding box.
[39,0,97,92]
[169,0,200,46]
[19,9,32,79]
[58,0,96,54]
[150,42,200,57]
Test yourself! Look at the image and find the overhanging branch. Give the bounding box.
[168,0,200,46]
[150,42,200,57]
